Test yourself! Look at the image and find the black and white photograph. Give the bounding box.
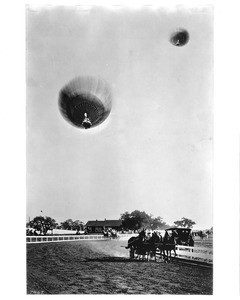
[26,4,213,295]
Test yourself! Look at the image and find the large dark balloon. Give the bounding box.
[170,29,189,46]
[59,76,112,129]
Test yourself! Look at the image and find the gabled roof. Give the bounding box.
[86,220,122,227]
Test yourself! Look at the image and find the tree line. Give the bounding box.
[27,216,84,235]
[120,211,196,231]
[27,210,198,235]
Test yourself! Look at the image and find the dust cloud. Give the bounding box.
[85,239,129,258]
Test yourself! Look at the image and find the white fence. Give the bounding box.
[26,235,109,244]
[117,233,138,240]
[175,245,213,264]
[26,233,137,244]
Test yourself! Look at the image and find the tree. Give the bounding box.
[120,210,151,231]
[149,216,169,230]
[173,217,196,228]
[61,219,84,231]
[27,216,58,235]
[61,219,74,230]
[120,210,169,231]
[120,212,133,230]
[72,220,84,231]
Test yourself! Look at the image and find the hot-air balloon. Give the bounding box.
[58,76,112,129]
[170,28,189,46]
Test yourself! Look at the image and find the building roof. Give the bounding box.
[86,220,122,227]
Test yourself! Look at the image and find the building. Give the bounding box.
[85,219,122,234]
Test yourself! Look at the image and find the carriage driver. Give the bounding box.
[146,232,152,241]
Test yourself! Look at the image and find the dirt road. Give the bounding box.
[27,240,212,294]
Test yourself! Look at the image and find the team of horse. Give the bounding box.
[103,229,119,239]
[125,229,176,262]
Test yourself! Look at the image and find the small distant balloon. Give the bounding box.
[170,29,189,47]
[59,76,112,129]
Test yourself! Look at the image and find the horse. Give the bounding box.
[103,230,110,237]
[160,234,176,262]
[126,231,163,261]
[125,229,146,259]
[110,230,119,239]
[145,232,162,261]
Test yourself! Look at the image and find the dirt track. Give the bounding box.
[27,240,213,294]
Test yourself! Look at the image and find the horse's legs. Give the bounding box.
[153,250,157,262]
[135,249,139,260]
[130,247,135,259]
[162,249,165,262]
[152,249,156,261]
[165,250,169,263]
[155,251,157,262]
[173,249,176,261]
[148,249,152,261]
[162,250,166,262]
[150,250,154,261]
[161,249,165,261]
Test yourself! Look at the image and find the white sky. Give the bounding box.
[26,5,213,229]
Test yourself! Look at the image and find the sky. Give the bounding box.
[26,5,213,229]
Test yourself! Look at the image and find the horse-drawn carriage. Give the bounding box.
[125,227,194,262]
[165,227,194,246]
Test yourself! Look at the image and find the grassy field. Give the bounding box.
[27,239,212,294]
